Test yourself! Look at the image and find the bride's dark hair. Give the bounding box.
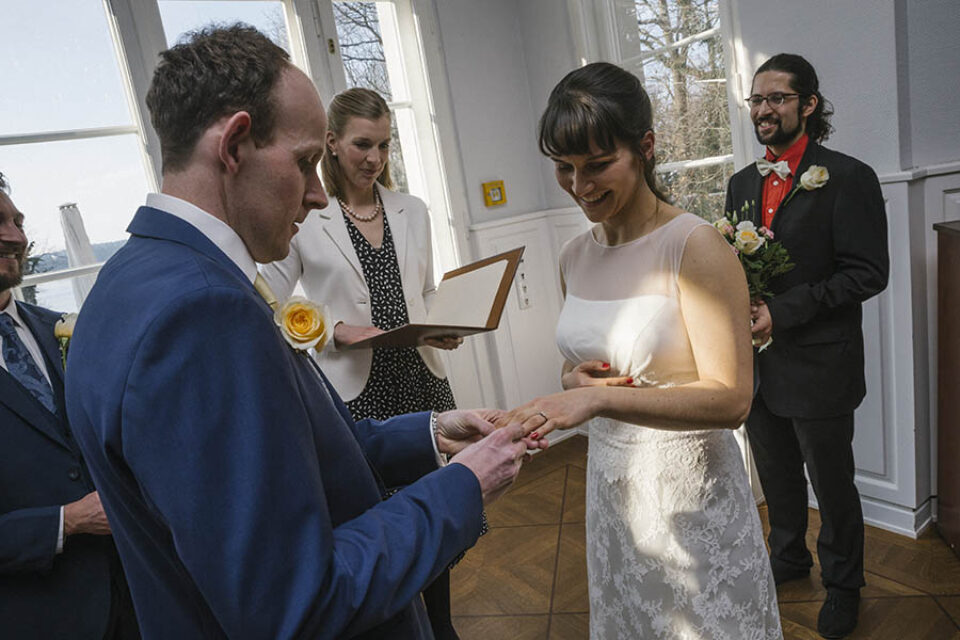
[538,62,668,203]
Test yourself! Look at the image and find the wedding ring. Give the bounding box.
[537,411,548,421]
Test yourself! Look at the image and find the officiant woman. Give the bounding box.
[260,86,464,639]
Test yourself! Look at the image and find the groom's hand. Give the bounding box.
[436,409,545,456]
[450,424,532,505]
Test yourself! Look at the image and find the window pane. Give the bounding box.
[332,1,392,100]
[0,135,149,257]
[632,1,730,165]
[388,109,410,194]
[0,2,133,135]
[19,275,100,315]
[159,1,291,51]
[658,161,734,221]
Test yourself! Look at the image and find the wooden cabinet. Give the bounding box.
[936,220,960,554]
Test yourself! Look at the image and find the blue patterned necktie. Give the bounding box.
[0,313,58,414]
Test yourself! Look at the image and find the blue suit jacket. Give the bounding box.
[66,207,483,639]
[0,302,123,638]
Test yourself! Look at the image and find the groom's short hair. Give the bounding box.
[146,24,291,173]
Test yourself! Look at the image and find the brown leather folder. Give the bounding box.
[343,246,525,349]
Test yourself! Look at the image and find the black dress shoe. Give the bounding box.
[771,563,810,585]
[817,590,860,639]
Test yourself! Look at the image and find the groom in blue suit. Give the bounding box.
[66,25,540,639]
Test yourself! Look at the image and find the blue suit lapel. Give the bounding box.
[18,303,64,388]
[127,206,252,288]
[127,206,268,312]
[0,306,70,449]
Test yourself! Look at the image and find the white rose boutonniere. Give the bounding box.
[783,164,829,207]
[734,220,766,256]
[54,312,78,369]
[799,165,829,190]
[275,297,329,352]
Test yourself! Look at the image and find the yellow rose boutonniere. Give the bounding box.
[783,164,829,207]
[54,312,78,369]
[275,297,328,352]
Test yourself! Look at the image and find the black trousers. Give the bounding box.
[746,391,865,593]
[422,569,458,640]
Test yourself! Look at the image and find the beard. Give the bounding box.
[753,105,804,148]
[0,252,25,293]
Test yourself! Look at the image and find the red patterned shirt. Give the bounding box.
[761,133,809,228]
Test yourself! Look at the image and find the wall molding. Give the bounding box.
[878,159,960,185]
[809,494,933,540]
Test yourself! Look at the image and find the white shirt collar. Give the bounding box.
[146,193,258,284]
[1,294,24,326]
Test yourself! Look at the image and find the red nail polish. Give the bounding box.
[602,362,610,368]
[531,432,540,440]
[626,377,634,385]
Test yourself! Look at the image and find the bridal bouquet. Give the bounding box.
[714,201,793,350]
[714,201,793,300]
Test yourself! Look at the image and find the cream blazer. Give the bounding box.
[260,183,447,401]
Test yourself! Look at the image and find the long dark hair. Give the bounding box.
[756,53,834,143]
[538,62,668,203]
[321,87,395,200]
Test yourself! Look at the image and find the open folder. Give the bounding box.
[343,246,525,349]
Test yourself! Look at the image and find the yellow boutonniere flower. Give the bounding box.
[275,297,328,352]
[54,312,78,369]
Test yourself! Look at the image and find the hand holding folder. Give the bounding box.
[341,246,525,350]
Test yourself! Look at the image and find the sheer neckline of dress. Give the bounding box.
[589,211,695,249]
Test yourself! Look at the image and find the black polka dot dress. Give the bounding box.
[343,213,457,422]
[343,211,488,560]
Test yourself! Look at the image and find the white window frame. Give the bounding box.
[13,0,465,307]
[565,0,746,175]
[320,0,464,275]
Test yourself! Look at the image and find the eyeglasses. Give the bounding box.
[745,92,802,108]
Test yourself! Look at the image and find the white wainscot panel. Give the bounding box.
[469,209,588,443]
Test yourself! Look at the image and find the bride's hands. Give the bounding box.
[494,387,600,439]
[562,360,634,390]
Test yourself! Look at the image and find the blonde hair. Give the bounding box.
[321,87,394,199]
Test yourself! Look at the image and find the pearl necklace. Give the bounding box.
[338,190,382,222]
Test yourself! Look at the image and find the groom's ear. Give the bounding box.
[218,111,254,175]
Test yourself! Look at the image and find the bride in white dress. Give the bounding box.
[506,63,782,639]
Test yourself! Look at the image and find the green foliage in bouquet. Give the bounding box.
[713,201,794,301]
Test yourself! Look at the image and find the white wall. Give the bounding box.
[900,0,960,169]
[432,0,579,224]
[729,0,902,174]
[516,0,581,210]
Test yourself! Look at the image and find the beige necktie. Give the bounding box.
[253,273,279,311]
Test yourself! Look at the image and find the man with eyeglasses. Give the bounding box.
[725,53,889,639]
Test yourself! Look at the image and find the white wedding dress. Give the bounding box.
[557,213,782,640]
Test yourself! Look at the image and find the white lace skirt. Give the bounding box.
[585,418,782,640]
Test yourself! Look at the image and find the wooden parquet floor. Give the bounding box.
[450,435,960,639]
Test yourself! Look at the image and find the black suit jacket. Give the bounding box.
[725,141,889,418]
[0,301,128,638]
